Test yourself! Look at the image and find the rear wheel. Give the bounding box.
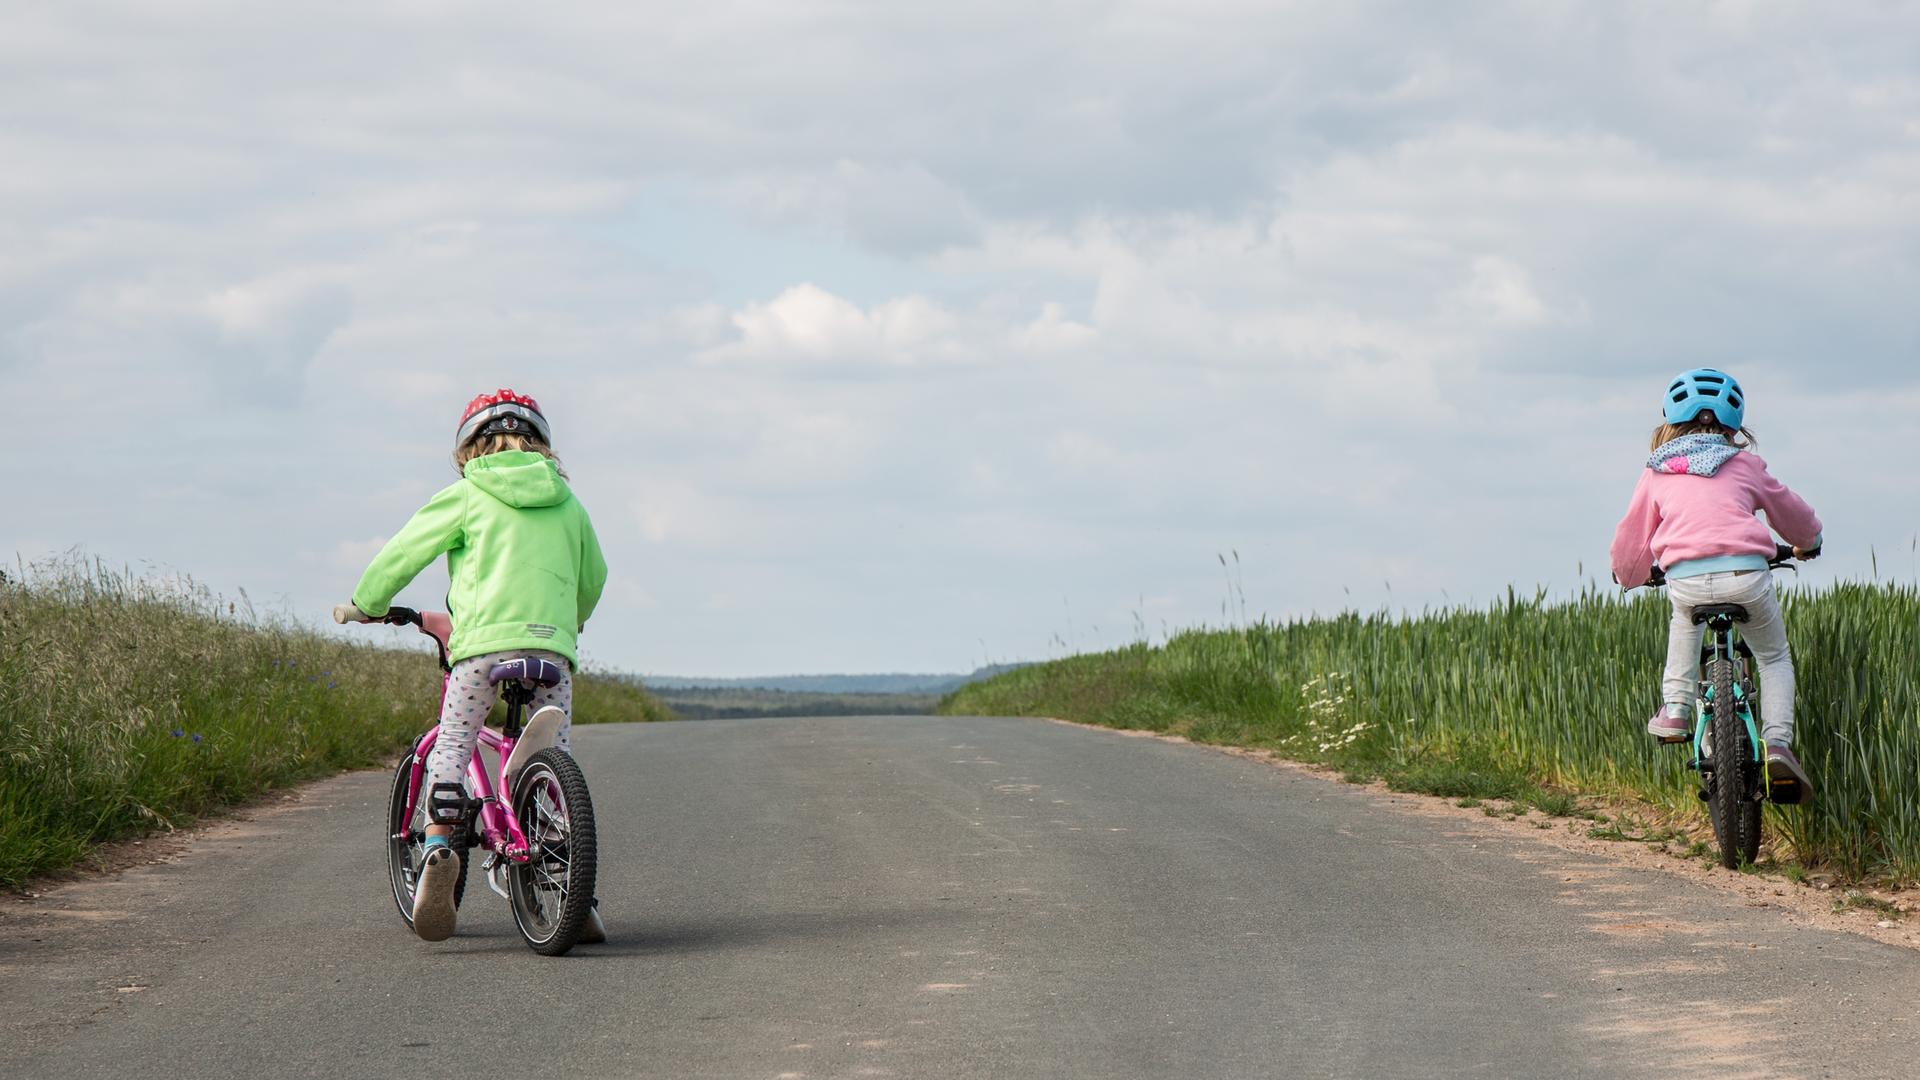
[386,752,468,929]
[1705,658,1761,868]
[507,748,597,956]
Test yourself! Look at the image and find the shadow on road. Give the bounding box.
[444,904,975,958]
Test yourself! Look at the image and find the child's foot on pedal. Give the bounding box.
[1646,710,1690,743]
[412,841,461,941]
[1766,743,1814,803]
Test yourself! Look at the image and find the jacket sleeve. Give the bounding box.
[1609,471,1659,589]
[1748,456,1824,550]
[576,505,608,630]
[350,483,467,617]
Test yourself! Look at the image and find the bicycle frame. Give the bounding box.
[389,611,539,864]
[401,719,536,862]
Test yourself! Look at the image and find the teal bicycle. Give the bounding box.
[1648,543,1812,869]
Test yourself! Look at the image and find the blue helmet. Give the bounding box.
[1663,368,1744,429]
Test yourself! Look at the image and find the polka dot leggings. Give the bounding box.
[425,649,573,796]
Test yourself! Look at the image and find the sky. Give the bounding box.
[7,1,1918,676]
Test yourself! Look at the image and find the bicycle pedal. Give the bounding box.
[1767,779,1804,806]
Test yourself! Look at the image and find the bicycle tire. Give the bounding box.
[386,752,468,929]
[1706,657,1758,869]
[507,748,598,956]
[1733,673,1764,861]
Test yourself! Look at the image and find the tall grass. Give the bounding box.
[0,559,672,886]
[941,582,1920,882]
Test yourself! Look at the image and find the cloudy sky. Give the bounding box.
[9,1,1918,676]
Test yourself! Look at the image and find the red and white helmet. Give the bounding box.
[456,388,552,451]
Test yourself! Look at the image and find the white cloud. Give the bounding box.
[702,284,967,367]
[1450,256,1549,327]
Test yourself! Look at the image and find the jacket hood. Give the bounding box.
[463,450,571,508]
[1647,434,1740,478]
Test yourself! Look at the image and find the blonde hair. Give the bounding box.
[455,432,567,478]
[1649,417,1756,452]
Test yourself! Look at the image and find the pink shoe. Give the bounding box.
[1766,743,1813,804]
[1646,711,1690,744]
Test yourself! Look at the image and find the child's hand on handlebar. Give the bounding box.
[1793,546,1820,561]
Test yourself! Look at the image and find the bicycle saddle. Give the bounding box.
[1691,603,1750,625]
[488,656,567,688]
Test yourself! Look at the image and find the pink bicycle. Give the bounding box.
[345,605,599,955]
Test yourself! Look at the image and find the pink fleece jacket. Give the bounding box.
[1609,452,1823,589]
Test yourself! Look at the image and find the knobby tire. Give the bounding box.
[507,749,598,956]
[1706,658,1760,869]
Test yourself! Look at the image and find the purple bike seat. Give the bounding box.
[487,656,567,688]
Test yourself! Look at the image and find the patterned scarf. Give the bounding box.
[1647,433,1739,477]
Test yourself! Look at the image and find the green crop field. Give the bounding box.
[0,560,673,886]
[646,685,943,720]
[942,581,1920,883]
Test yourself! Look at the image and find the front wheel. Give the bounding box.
[507,748,598,955]
[1705,659,1762,869]
[386,751,468,929]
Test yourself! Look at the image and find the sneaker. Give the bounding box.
[412,844,461,942]
[578,899,606,945]
[1765,743,1814,804]
[1646,711,1690,744]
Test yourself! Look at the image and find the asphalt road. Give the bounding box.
[5,715,1919,1079]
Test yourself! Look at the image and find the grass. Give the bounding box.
[940,579,1920,884]
[1834,889,1903,918]
[0,559,672,886]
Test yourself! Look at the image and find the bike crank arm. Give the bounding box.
[480,853,512,900]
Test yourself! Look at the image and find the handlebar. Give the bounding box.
[1645,543,1820,589]
[333,603,450,672]
[332,603,422,627]
[377,606,423,628]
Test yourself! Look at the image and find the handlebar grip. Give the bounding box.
[335,603,422,626]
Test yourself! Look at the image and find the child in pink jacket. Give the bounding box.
[1610,369,1822,796]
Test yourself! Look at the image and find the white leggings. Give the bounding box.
[1662,571,1795,746]
[424,650,573,797]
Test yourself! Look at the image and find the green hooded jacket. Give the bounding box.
[351,451,608,666]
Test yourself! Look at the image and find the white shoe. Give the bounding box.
[411,845,461,941]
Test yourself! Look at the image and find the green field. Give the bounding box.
[941,581,1920,882]
[647,685,942,720]
[0,561,673,886]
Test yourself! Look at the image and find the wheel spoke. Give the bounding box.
[514,765,576,928]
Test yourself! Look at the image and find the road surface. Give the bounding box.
[5,715,1918,1078]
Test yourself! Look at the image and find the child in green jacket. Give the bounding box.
[338,389,607,942]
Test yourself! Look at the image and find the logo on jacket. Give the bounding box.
[526,623,556,639]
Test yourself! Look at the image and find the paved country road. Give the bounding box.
[5,716,1919,1080]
